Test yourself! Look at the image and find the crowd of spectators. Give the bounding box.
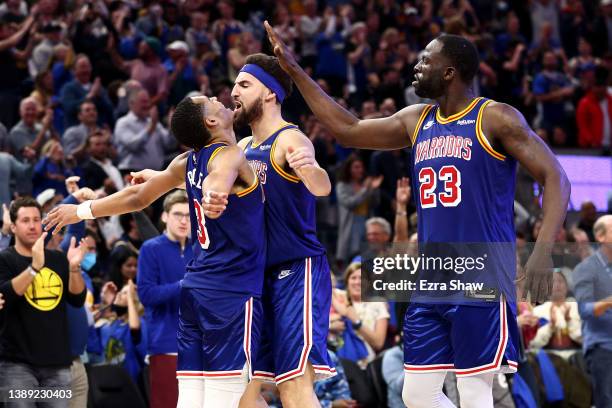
[0,0,611,407]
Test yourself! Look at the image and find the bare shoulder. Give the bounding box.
[210,144,246,169]
[168,151,190,174]
[395,103,433,138]
[482,101,532,141]
[237,136,253,150]
[277,127,311,147]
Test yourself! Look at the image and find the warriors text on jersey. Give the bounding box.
[183,143,266,296]
[411,97,517,300]
[244,124,325,267]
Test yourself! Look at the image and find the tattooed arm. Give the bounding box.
[483,102,570,302]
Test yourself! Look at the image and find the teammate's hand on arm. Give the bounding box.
[278,132,331,196]
[201,191,229,219]
[43,204,79,235]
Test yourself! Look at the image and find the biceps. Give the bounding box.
[202,169,238,194]
[353,117,409,149]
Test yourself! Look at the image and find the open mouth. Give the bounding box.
[233,101,242,113]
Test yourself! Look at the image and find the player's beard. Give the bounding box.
[414,71,446,99]
[234,97,264,130]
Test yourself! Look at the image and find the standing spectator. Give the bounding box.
[129,37,169,107]
[137,190,192,408]
[576,66,612,151]
[315,7,349,97]
[336,155,382,265]
[164,41,198,108]
[297,0,322,70]
[185,10,214,58]
[0,152,31,205]
[113,89,175,173]
[211,0,245,57]
[30,21,63,77]
[0,197,86,407]
[530,0,560,47]
[227,31,260,82]
[62,100,99,160]
[345,22,371,105]
[572,215,612,408]
[532,51,575,143]
[59,55,114,129]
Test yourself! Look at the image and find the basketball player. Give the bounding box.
[264,22,570,408]
[203,53,335,408]
[43,96,265,408]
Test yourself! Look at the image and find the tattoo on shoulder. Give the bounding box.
[493,104,537,161]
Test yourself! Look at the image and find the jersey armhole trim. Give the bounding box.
[206,145,227,170]
[236,173,259,197]
[475,100,506,161]
[270,131,301,183]
[411,105,434,145]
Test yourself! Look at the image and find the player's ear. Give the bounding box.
[264,90,276,103]
[444,66,455,82]
[205,116,217,128]
[161,211,168,224]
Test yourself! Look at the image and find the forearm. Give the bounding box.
[393,209,409,243]
[91,185,149,218]
[127,299,140,330]
[30,127,49,151]
[68,264,85,295]
[535,170,570,243]
[11,269,35,296]
[355,322,386,351]
[295,164,331,196]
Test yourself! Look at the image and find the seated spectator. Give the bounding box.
[109,247,138,291]
[530,271,582,354]
[62,100,100,161]
[314,349,356,408]
[333,262,389,368]
[576,66,611,150]
[9,97,54,161]
[382,342,404,408]
[576,201,598,242]
[30,21,63,77]
[91,280,147,381]
[532,51,575,144]
[59,54,114,129]
[80,130,123,193]
[336,155,382,265]
[30,70,56,113]
[572,215,612,408]
[32,139,75,197]
[0,152,31,206]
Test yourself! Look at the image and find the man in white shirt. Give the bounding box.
[113,89,175,173]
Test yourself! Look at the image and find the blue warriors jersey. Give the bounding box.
[244,124,325,267]
[411,97,517,301]
[183,143,266,296]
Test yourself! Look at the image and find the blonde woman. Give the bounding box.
[333,262,389,368]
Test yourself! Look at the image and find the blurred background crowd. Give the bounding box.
[0,0,611,407]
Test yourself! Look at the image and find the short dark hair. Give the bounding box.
[244,53,293,101]
[171,97,210,150]
[10,197,42,223]
[436,34,480,83]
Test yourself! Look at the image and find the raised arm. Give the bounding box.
[264,21,423,150]
[485,102,570,302]
[44,153,188,234]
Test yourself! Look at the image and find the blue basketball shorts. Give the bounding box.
[253,255,336,384]
[403,296,519,376]
[176,287,262,380]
